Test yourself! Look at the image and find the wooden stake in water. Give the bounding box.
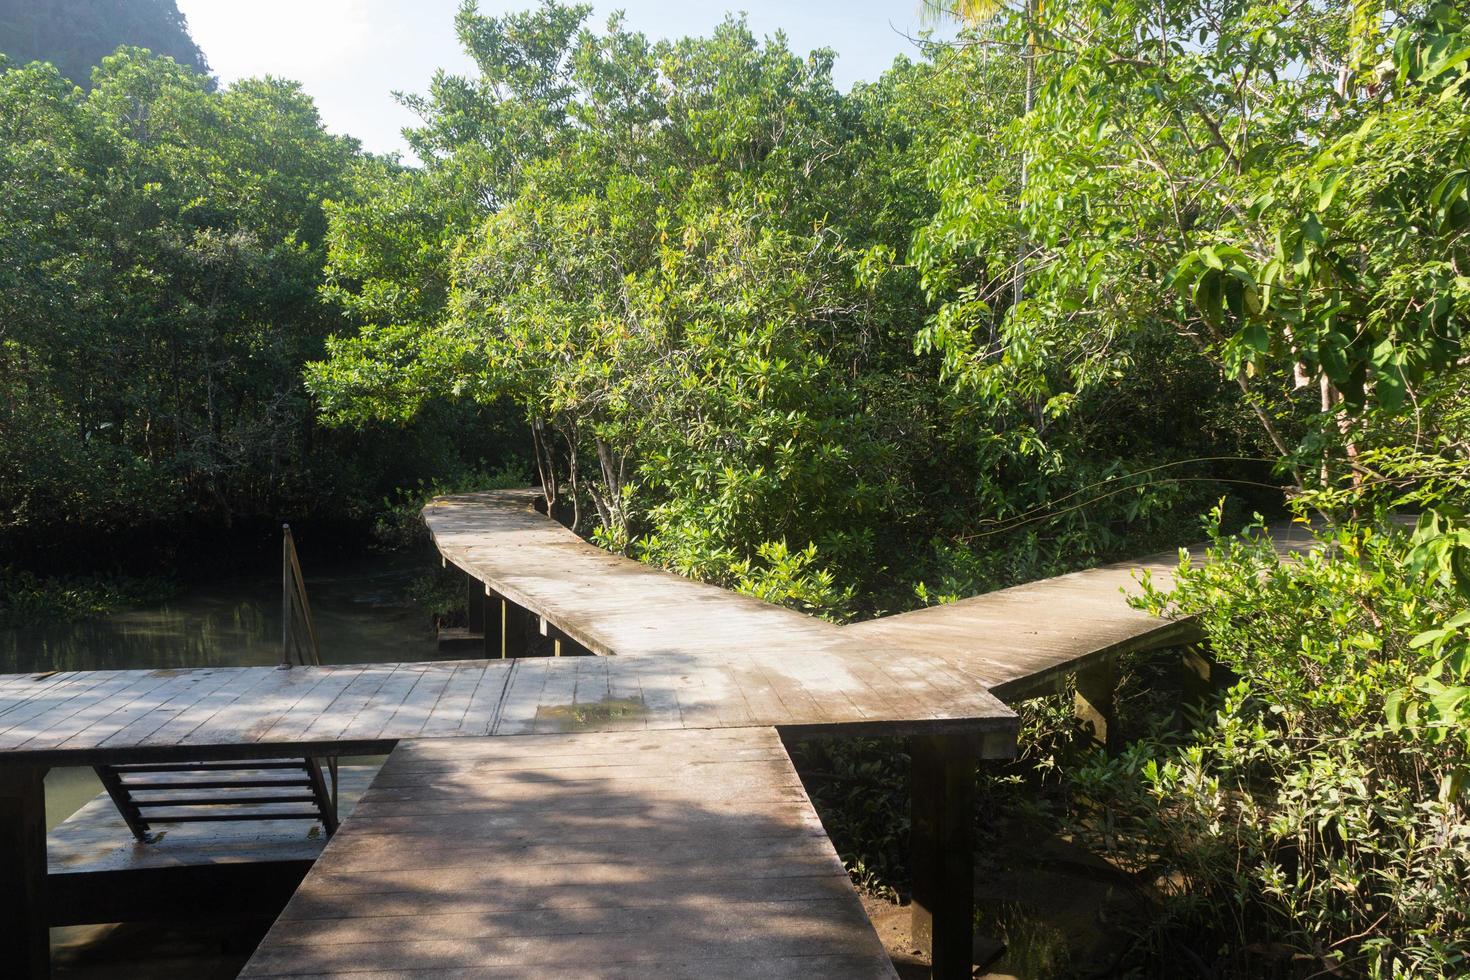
[280,524,321,669]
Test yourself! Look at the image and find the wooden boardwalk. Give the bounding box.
[243,729,897,979]
[847,551,1190,700]
[426,490,884,661]
[846,523,1317,700]
[0,488,1321,978]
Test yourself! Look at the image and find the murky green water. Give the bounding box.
[2,555,441,677]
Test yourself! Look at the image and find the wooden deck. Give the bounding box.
[847,551,1190,701]
[425,489,887,661]
[242,729,896,979]
[427,490,1312,701]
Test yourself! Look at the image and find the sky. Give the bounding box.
[176,1,952,159]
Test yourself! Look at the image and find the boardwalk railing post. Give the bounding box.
[1074,657,1118,754]
[280,524,321,670]
[909,734,976,980]
[280,524,293,669]
[0,763,49,979]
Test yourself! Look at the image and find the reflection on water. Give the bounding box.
[1,553,441,830]
[2,555,441,675]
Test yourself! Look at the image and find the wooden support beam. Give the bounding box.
[502,600,537,658]
[484,588,505,659]
[543,622,590,657]
[0,764,49,979]
[1178,643,1234,727]
[49,861,310,927]
[909,734,976,980]
[1074,657,1118,754]
[465,572,484,635]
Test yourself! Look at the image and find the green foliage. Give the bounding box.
[0,51,352,540]
[0,567,177,626]
[311,4,1243,616]
[1078,514,1470,976]
[7,0,1470,969]
[917,0,1470,492]
[0,48,521,572]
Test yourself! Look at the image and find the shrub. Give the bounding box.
[1068,515,1470,977]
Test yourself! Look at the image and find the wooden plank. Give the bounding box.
[0,671,89,721]
[295,664,399,743]
[377,660,460,737]
[59,670,227,750]
[243,729,895,979]
[188,669,307,746]
[280,872,860,920]
[0,671,125,744]
[334,664,429,741]
[418,662,491,737]
[105,669,252,746]
[13,670,175,750]
[256,666,369,743]
[140,666,281,746]
[490,658,552,735]
[453,660,514,737]
[0,651,1016,763]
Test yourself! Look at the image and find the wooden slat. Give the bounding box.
[418,662,490,737]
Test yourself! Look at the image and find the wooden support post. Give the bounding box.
[909,735,976,980]
[465,572,484,635]
[0,764,49,979]
[1178,643,1232,727]
[546,625,590,657]
[484,588,505,659]
[503,600,536,658]
[1074,657,1118,754]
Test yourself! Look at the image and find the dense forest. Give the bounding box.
[3,0,1469,975]
[0,3,517,595]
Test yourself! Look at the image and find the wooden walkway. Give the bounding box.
[0,488,1321,979]
[426,489,885,661]
[0,643,1014,766]
[846,523,1318,700]
[243,729,896,979]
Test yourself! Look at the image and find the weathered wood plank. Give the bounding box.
[242,729,896,979]
[418,662,491,737]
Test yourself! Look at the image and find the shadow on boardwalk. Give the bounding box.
[240,727,898,979]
